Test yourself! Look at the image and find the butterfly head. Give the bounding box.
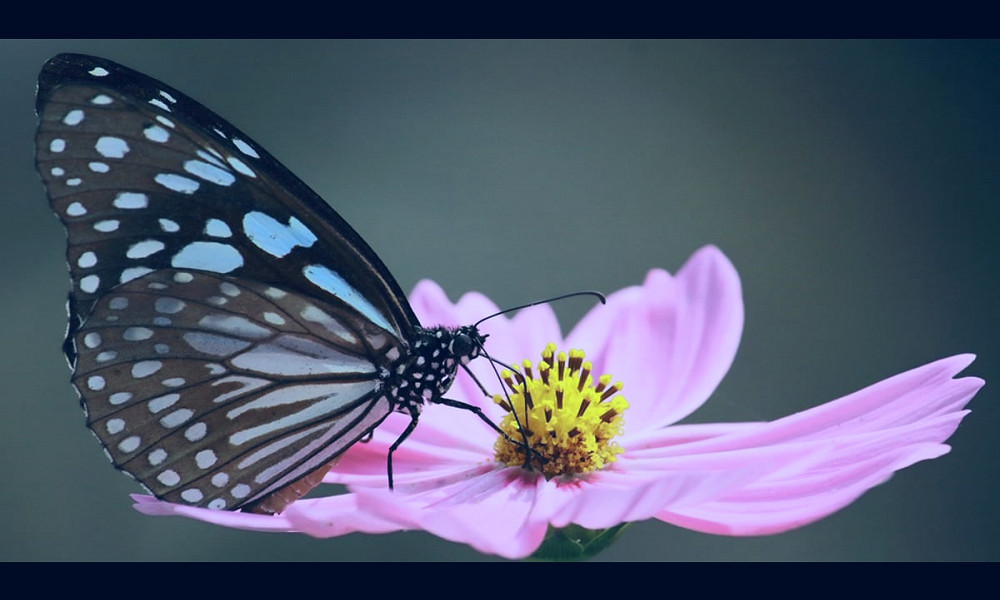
[450,325,486,365]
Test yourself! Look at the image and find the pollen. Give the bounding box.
[493,343,628,478]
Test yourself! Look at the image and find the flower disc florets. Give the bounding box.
[493,343,628,478]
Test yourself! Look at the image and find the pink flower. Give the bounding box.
[134,246,982,559]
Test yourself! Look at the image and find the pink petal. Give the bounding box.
[645,354,982,535]
[345,467,552,559]
[130,493,400,535]
[568,245,744,430]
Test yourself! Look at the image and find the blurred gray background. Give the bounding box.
[1,39,996,561]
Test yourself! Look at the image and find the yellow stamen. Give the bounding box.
[493,343,628,478]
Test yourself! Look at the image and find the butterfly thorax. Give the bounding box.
[384,325,484,415]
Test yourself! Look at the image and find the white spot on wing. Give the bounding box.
[183,332,252,357]
[195,450,217,469]
[160,408,193,428]
[233,138,259,158]
[84,332,102,348]
[118,436,141,453]
[126,240,165,259]
[49,139,66,152]
[227,156,256,177]
[148,394,180,413]
[66,202,86,216]
[230,336,376,376]
[96,136,130,158]
[155,297,186,314]
[113,192,148,209]
[154,173,199,194]
[184,160,235,186]
[263,312,285,325]
[96,350,117,362]
[148,448,168,466]
[63,109,84,126]
[171,242,243,273]
[77,252,97,268]
[205,219,232,238]
[144,125,170,142]
[93,220,120,232]
[123,327,154,341]
[243,212,318,258]
[185,422,207,441]
[159,218,180,233]
[132,360,163,378]
[80,275,100,293]
[157,470,180,486]
[300,305,358,344]
[120,267,154,284]
[110,392,133,405]
[196,315,270,339]
[89,67,110,77]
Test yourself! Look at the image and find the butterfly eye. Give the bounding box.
[451,331,477,362]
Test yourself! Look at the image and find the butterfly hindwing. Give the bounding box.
[75,269,398,510]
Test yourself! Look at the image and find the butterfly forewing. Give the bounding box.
[33,53,433,513]
[35,54,418,357]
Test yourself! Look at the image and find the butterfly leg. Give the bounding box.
[460,362,542,472]
[386,406,422,491]
[433,397,547,471]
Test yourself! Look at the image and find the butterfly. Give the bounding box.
[34,53,504,515]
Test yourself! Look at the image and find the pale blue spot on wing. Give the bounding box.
[96,136,129,158]
[155,173,199,194]
[233,138,259,158]
[171,242,243,273]
[159,218,180,233]
[205,219,233,238]
[184,160,235,187]
[242,211,318,258]
[143,125,170,143]
[120,266,154,284]
[126,240,166,259]
[113,192,148,209]
[303,264,394,334]
[227,156,256,178]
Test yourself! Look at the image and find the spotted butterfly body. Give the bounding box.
[35,53,484,514]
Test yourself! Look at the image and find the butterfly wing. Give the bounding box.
[36,53,420,352]
[35,53,417,512]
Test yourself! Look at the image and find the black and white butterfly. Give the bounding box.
[34,53,499,515]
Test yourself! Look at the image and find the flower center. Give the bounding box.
[492,343,628,478]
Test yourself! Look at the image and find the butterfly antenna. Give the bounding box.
[473,290,606,328]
